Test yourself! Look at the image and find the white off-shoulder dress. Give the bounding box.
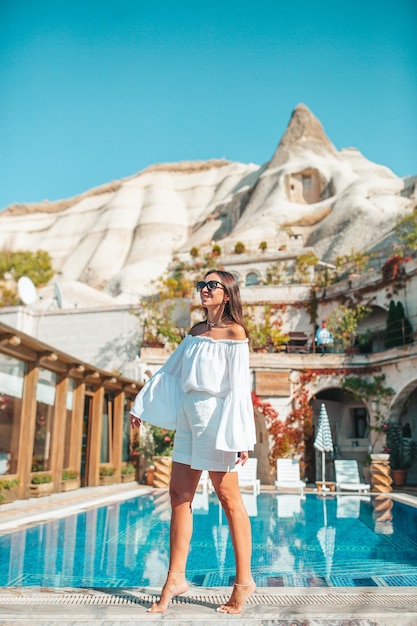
[130,334,256,471]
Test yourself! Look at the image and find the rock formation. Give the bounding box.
[0,104,415,300]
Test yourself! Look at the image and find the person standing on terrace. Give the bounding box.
[315,319,333,355]
[130,269,256,614]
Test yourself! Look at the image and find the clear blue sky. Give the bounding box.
[1,0,416,210]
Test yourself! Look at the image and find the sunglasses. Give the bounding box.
[196,280,225,292]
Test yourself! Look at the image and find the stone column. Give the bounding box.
[370,454,392,493]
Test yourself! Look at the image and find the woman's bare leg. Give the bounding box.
[148,462,201,613]
[210,470,256,614]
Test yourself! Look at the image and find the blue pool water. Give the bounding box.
[0,492,416,588]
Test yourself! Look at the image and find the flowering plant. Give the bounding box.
[326,303,371,351]
[137,299,183,348]
[151,426,175,456]
[381,254,410,282]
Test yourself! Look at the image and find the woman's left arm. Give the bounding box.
[215,340,256,452]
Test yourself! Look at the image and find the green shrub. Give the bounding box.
[99,466,116,477]
[62,470,79,481]
[121,464,136,475]
[0,478,19,490]
[234,241,245,254]
[31,474,53,484]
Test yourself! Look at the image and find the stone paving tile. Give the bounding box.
[1,586,417,625]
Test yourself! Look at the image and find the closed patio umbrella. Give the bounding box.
[314,403,334,484]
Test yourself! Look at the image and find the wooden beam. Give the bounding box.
[50,375,69,492]
[0,334,21,347]
[87,387,104,486]
[0,342,37,361]
[112,391,124,478]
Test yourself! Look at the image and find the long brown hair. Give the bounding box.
[203,269,249,338]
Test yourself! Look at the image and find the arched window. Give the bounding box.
[246,272,259,286]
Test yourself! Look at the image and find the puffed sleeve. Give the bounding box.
[130,339,187,429]
[215,341,256,452]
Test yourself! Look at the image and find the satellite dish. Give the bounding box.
[54,282,64,309]
[17,276,37,305]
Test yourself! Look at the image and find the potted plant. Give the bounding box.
[150,426,175,488]
[61,469,80,492]
[145,463,156,486]
[234,241,246,254]
[385,423,417,486]
[0,478,19,504]
[99,465,116,485]
[30,473,53,497]
[121,463,136,483]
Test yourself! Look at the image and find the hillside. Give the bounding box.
[0,104,415,300]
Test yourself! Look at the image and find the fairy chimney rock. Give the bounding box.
[269,103,338,168]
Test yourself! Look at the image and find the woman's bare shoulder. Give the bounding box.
[226,322,247,341]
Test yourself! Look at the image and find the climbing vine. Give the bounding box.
[256,366,385,471]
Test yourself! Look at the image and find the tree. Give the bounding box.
[0,249,54,286]
[384,300,413,349]
[0,249,54,308]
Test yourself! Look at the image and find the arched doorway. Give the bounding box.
[306,387,370,483]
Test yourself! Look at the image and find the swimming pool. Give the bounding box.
[0,491,416,588]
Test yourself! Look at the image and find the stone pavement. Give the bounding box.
[0,484,417,625]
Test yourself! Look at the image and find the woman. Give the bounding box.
[130,269,256,614]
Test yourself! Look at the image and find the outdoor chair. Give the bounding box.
[275,459,305,496]
[334,460,370,493]
[236,458,261,494]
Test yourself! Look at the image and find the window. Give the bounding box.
[63,379,75,469]
[0,354,25,475]
[33,368,57,471]
[302,176,312,190]
[246,272,259,286]
[100,391,115,463]
[352,407,368,439]
[122,397,133,462]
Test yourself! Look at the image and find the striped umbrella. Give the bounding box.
[314,403,334,484]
